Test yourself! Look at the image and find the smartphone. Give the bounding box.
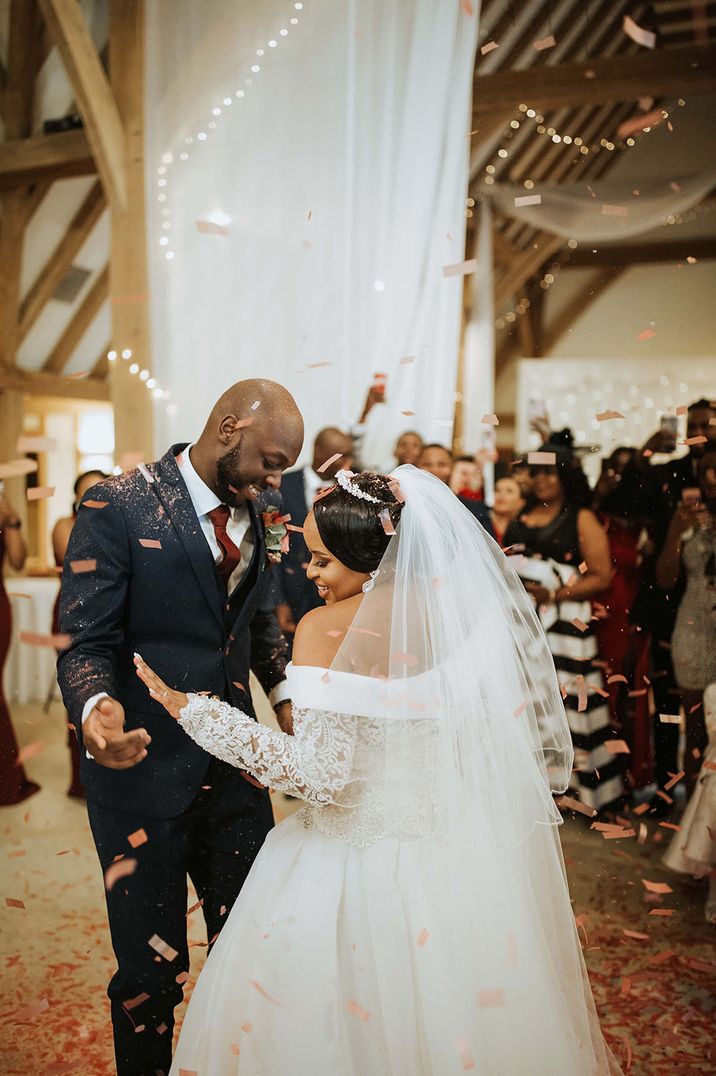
[659,413,678,452]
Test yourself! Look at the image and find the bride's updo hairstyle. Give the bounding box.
[313,472,404,573]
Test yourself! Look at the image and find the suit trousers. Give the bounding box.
[87,757,274,1076]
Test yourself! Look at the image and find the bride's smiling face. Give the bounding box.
[303,511,370,604]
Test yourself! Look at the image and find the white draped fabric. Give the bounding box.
[488,171,716,244]
[145,0,479,466]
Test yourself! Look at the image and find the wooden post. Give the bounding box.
[0,388,26,531]
[109,0,154,464]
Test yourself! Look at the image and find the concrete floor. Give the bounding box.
[1,695,713,1075]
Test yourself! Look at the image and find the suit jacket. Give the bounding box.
[271,468,323,624]
[56,444,288,817]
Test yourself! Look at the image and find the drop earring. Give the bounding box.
[362,569,379,594]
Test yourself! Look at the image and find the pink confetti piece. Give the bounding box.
[70,559,97,574]
[533,33,556,50]
[575,674,587,712]
[417,928,430,947]
[250,980,284,1006]
[148,934,179,961]
[527,451,556,465]
[27,486,55,501]
[401,409,415,416]
[391,651,418,666]
[601,204,629,218]
[137,463,155,484]
[306,361,333,369]
[514,194,542,208]
[648,908,674,917]
[443,258,477,278]
[571,618,589,633]
[604,739,630,755]
[637,328,656,341]
[83,499,108,509]
[13,997,49,1020]
[663,770,684,790]
[139,538,162,549]
[682,434,707,446]
[480,40,498,55]
[16,436,56,453]
[400,355,415,364]
[5,898,25,909]
[460,0,474,14]
[230,1043,240,1055]
[556,795,596,818]
[241,1021,253,1034]
[0,458,38,479]
[317,453,343,474]
[320,671,330,684]
[195,218,229,237]
[123,992,150,1011]
[641,879,673,894]
[104,857,137,891]
[658,713,680,724]
[286,523,304,534]
[127,828,148,848]
[617,107,668,139]
[622,929,650,940]
[595,410,624,421]
[513,701,527,717]
[20,631,71,650]
[481,413,499,425]
[379,508,396,535]
[15,742,45,765]
[457,1038,476,1070]
[607,674,628,685]
[346,999,371,1022]
[478,989,505,1007]
[623,13,656,48]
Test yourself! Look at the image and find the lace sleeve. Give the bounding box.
[178,695,356,805]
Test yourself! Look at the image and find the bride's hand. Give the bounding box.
[133,653,188,720]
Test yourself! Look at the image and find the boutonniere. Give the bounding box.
[262,511,290,564]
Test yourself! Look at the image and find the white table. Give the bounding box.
[3,576,60,705]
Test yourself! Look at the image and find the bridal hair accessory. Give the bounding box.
[335,469,381,504]
[362,569,379,594]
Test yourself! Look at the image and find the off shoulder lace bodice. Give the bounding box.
[178,664,442,847]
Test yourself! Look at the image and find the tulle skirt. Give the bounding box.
[171,814,621,1075]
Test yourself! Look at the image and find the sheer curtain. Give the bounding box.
[145,0,480,465]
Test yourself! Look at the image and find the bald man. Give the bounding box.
[57,380,303,1075]
[272,426,353,640]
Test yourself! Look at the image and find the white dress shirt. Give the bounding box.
[82,445,288,737]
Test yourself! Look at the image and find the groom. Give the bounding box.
[57,379,303,1075]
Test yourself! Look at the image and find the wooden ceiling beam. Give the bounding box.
[91,344,111,379]
[43,265,109,374]
[2,0,40,137]
[494,232,564,309]
[0,365,110,400]
[18,181,105,346]
[0,128,95,188]
[472,43,716,115]
[37,0,128,212]
[569,237,716,266]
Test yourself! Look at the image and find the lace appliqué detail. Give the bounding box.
[178,695,444,848]
[178,695,356,806]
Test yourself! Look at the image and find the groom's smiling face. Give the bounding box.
[214,416,301,508]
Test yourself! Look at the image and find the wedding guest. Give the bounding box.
[656,450,716,792]
[490,475,526,547]
[51,469,108,798]
[273,427,353,641]
[0,489,39,805]
[504,434,620,813]
[632,398,716,794]
[592,449,651,786]
[449,455,483,501]
[510,458,534,502]
[419,444,493,534]
[663,681,716,925]
[393,430,423,468]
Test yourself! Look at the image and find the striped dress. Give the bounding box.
[506,507,624,812]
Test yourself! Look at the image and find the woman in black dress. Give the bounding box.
[505,434,620,813]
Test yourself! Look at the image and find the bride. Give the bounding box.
[135,465,622,1075]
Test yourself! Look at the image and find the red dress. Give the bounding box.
[0,531,40,805]
[596,516,651,787]
[53,520,84,798]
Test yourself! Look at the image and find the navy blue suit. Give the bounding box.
[272,467,323,627]
[57,445,287,1075]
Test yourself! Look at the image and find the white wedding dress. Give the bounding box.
[170,661,621,1075]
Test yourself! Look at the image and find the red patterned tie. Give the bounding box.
[207,505,242,591]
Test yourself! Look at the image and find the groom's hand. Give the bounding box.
[83,697,151,769]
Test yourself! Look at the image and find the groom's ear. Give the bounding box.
[218,414,247,444]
